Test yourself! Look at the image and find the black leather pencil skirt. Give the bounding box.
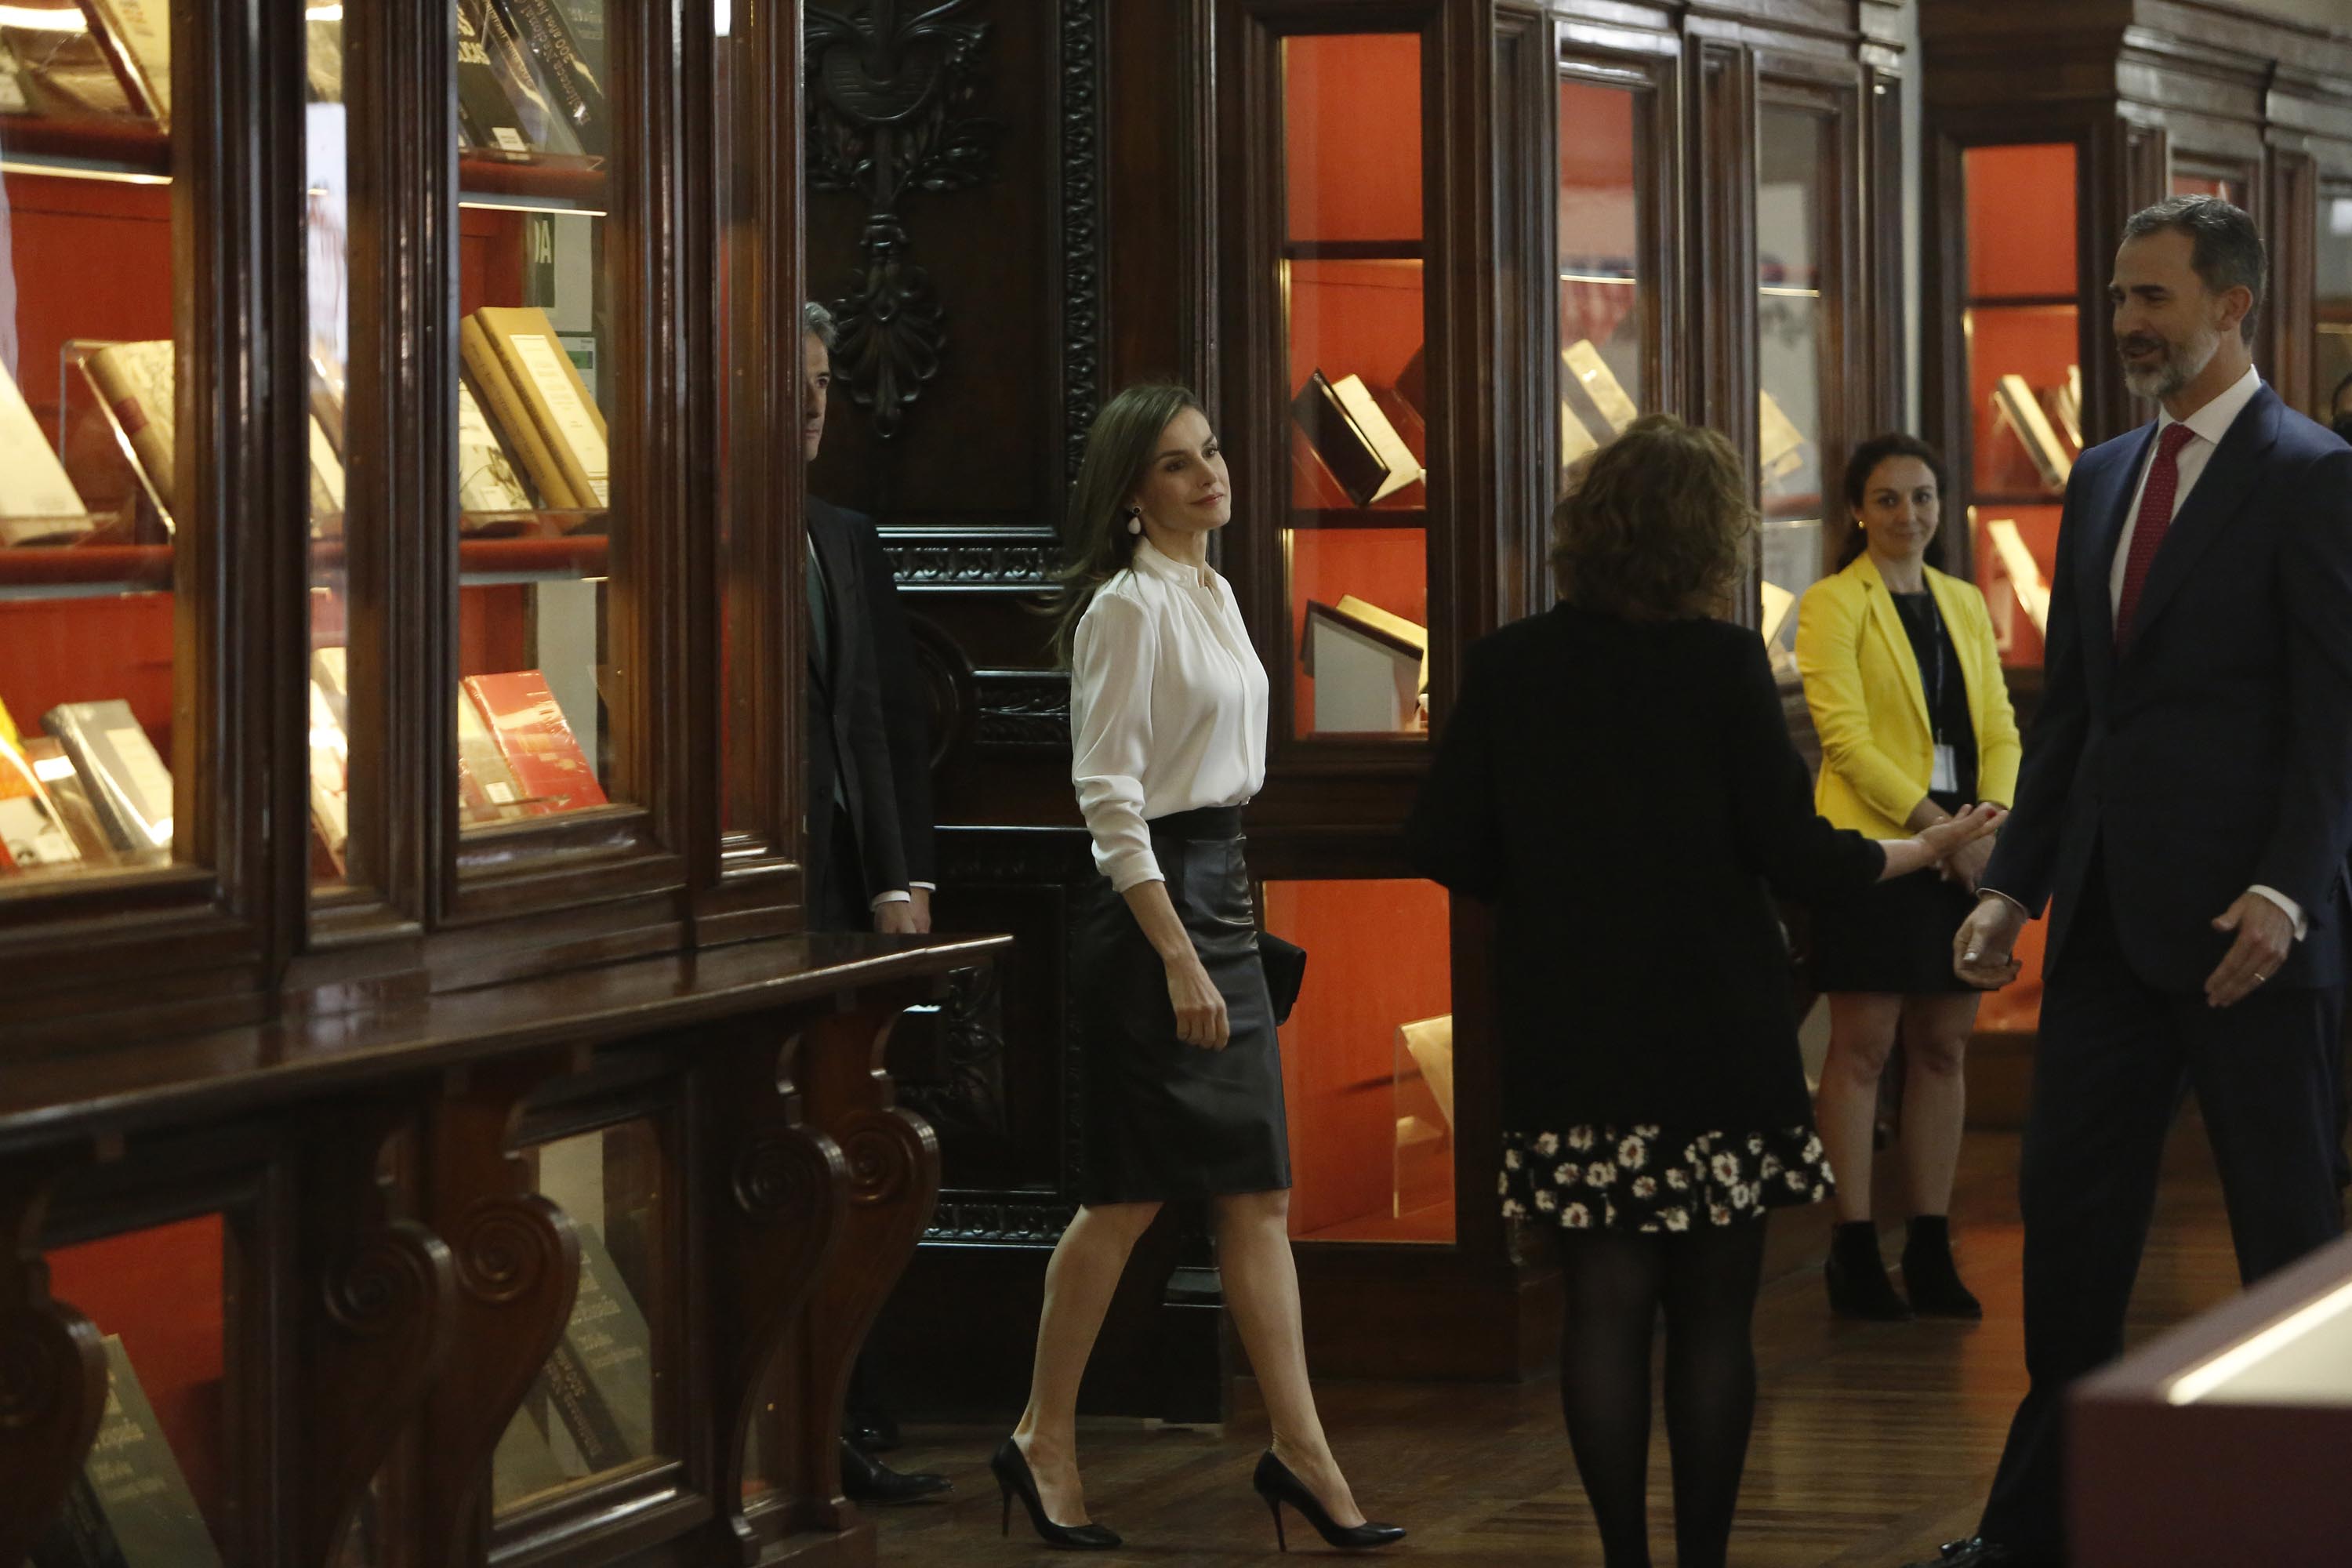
[1070,805,1292,1205]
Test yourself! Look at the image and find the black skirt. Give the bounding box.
[1071,805,1291,1205]
[1809,864,1980,995]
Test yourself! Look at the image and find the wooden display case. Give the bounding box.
[0,5,996,1566]
[1922,0,2352,1058]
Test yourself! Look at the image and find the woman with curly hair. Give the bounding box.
[1406,415,1998,1568]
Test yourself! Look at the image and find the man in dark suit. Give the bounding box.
[1914,199,2352,1568]
[801,303,947,1504]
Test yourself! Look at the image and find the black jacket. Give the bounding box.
[1405,606,1884,1134]
[1983,387,2352,990]
[807,496,917,909]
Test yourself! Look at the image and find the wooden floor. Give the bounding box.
[875,1123,2249,1566]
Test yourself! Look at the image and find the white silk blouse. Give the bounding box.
[1069,536,1269,891]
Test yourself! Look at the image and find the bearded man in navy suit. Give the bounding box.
[1913,198,2352,1568]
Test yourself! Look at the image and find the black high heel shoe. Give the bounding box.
[989,1436,1122,1551]
[1251,1450,1405,1553]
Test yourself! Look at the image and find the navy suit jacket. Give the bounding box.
[1981,383,2352,990]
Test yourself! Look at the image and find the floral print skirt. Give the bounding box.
[1501,1124,1831,1232]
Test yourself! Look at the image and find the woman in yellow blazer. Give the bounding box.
[1795,434,2020,1322]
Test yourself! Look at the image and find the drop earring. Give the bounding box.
[1125,507,1143,536]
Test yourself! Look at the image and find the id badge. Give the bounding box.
[1930,744,1959,794]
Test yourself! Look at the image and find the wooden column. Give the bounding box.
[416,1058,583,1568]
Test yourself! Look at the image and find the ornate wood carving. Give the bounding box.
[808,0,1002,437]
[699,1012,849,1559]
[895,965,1011,1142]
[880,527,1059,590]
[1061,0,1105,477]
[417,1062,583,1568]
[974,670,1073,750]
[794,1004,942,1523]
[296,1109,458,1566]
[0,1157,107,1566]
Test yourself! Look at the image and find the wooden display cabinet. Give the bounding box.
[0,5,996,1566]
[1922,1,2352,1062]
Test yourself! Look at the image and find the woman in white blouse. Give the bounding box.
[989,385,1401,1555]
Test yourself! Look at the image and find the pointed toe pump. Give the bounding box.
[989,1437,1123,1551]
[1252,1450,1406,1552]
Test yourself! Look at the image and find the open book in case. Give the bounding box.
[0,0,628,897]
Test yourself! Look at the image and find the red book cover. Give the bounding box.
[459,670,608,815]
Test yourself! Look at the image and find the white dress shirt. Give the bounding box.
[1069,537,1269,891]
[2099,365,2303,938]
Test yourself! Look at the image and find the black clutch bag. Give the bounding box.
[1258,932,1307,1025]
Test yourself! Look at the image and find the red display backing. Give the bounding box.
[46,1214,229,1530]
[1283,34,1421,245]
[1287,527,1426,739]
[1973,503,2063,672]
[1264,878,1454,1242]
[0,594,174,761]
[1969,304,2081,497]
[1286,258,1425,411]
[1965,144,2078,300]
[2,171,173,437]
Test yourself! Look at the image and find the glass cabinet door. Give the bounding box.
[307,6,357,895]
[1279,31,1430,744]
[1959,143,2081,677]
[0,1,186,886]
[1755,102,1831,670]
[450,0,623,844]
[1556,71,1655,481]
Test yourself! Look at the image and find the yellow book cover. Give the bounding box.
[473,306,608,508]
[460,317,577,509]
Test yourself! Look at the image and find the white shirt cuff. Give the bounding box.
[909,881,935,892]
[869,890,912,908]
[1979,887,2031,918]
[2248,884,2310,941]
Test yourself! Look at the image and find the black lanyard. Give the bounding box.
[1902,592,1951,744]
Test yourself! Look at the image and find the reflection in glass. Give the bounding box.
[1756,104,1827,667]
[1280,33,1429,742]
[2318,188,2352,425]
[307,6,354,891]
[1265,879,1455,1244]
[0,0,183,884]
[496,1120,667,1512]
[452,0,619,837]
[1557,75,1646,476]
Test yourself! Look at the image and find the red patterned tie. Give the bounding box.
[2114,423,2198,647]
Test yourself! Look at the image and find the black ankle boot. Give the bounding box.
[1900,1215,1983,1319]
[1824,1221,1911,1320]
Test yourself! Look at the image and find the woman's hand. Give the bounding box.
[1918,804,2004,863]
[1165,950,1230,1051]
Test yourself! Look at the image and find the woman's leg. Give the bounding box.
[1012,1200,1163,1523]
[1815,993,1904,1222]
[1896,991,1985,1314]
[1895,992,1980,1217]
[1555,1227,1666,1568]
[1211,1187,1367,1526]
[1658,1218,1770,1568]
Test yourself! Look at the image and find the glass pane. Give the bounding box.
[0,2,185,884]
[1281,33,1428,742]
[1557,75,1648,481]
[308,5,354,892]
[1962,143,2079,680]
[43,1217,233,1563]
[1756,103,1828,670]
[1265,879,1454,1244]
[2318,186,2352,430]
[452,0,619,837]
[496,1120,669,1512]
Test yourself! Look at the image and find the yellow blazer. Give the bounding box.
[1794,554,2021,840]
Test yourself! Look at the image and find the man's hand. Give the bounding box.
[1954,895,2027,989]
[2205,892,2293,1008]
[909,887,933,934]
[873,900,920,935]
[1944,835,1995,893]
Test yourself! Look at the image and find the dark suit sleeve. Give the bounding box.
[848,513,937,886]
[815,510,909,904]
[1721,628,1886,906]
[1979,466,2096,916]
[1403,640,1504,901]
[2254,444,2352,916]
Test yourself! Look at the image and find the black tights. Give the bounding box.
[1555,1220,1769,1568]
